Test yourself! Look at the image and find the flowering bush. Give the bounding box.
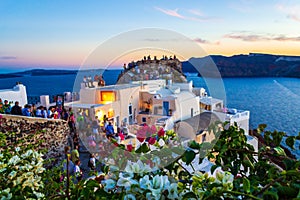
[0,147,45,199]
[99,160,179,200]
[0,119,299,199]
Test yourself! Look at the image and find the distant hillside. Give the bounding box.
[13,69,78,76]
[182,53,300,78]
[0,69,78,78]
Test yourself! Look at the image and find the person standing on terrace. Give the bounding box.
[105,122,115,139]
[0,103,3,114]
[3,100,11,114]
[35,106,43,117]
[22,104,31,116]
[71,145,80,163]
[11,101,22,115]
[83,76,88,87]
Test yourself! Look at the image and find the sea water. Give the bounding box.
[0,71,299,157]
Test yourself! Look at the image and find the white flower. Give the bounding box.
[158,139,165,147]
[119,172,133,179]
[124,160,152,175]
[222,171,234,184]
[15,147,20,152]
[124,194,136,200]
[8,171,17,180]
[0,188,12,200]
[117,176,138,191]
[21,150,33,159]
[148,175,170,199]
[8,155,20,165]
[35,166,45,174]
[146,192,156,200]
[24,164,33,171]
[139,175,151,190]
[167,183,179,199]
[102,179,116,192]
[33,191,44,199]
[0,188,10,194]
[152,175,170,190]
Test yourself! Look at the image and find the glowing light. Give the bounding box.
[96,110,103,120]
[101,91,116,103]
[108,108,114,118]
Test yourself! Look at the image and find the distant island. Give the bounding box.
[1,53,300,78]
[183,53,300,78]
[0,69,78,79]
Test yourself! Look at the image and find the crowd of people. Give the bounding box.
[83,74,105,88]
[63,112,133,181]
[0,97,128,182]
[0,98,75,122]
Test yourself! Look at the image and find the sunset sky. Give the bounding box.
[1,0,300,70]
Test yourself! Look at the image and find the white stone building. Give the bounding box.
[0,83,27,106]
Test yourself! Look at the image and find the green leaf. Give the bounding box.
[296,132,300,140]
[182,191,197,199]
[285,136,295,150]
[258,124,267,133]
[184,150,196,165]
[286,170,300,178]
[86,180,100,188]
[210,165,218,174]
[81,187,90,198]
[273,147,286,156]
[243,178,250,193]
[282,158,295,170]
[171,146,185,155]
[135,143,150,153]
[189,140,200,149]
[263,191,279,200]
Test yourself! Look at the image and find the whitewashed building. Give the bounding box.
[0,83,27,106]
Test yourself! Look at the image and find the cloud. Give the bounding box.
[188,9,204,17]
[287,14,300,22]
[154,7,219,22]
[193,38,209,44]
[276,4,300,22]
[154,7,185,19]
[0,56,17,60]
[193,38,220,45]
[224,33,300,42]
[142,37,219,45]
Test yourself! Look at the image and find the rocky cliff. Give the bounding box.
[182,53,300,77]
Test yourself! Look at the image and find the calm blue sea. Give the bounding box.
[0,71,299,156]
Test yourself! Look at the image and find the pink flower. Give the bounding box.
[148,137,156,145]
[127,144,133,152]
[136,128,146,142]
[158,128,165,137]
[137,137,145,143]
[150,125,157,135]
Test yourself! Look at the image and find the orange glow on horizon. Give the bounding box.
[3,40,300,68]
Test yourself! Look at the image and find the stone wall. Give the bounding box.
[0,114,69,166]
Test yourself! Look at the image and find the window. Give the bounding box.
[128,104,133,124]
[142,117,147,123]
[191,108,194,117]
[202,134,206,143]
[116,116,120,127]
[129,104,132,115]
[101,91,116,102]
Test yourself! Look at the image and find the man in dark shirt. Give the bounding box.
[11,101,22,115]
